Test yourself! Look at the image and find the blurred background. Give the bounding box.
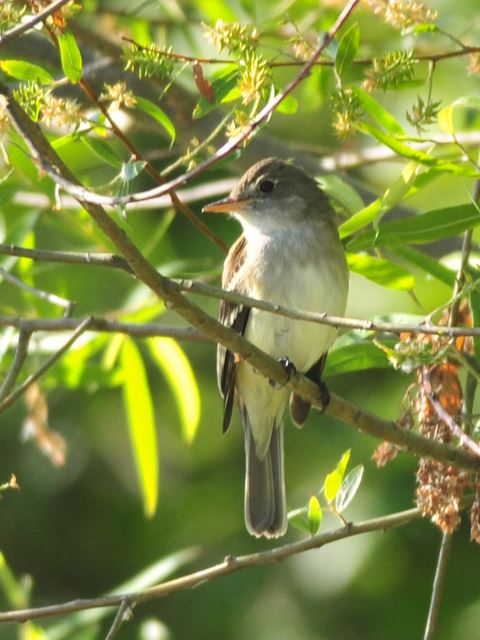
[1,0,480,638]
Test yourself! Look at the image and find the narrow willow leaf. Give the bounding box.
[324,449,351,502]
[81,136,123,168]
[340,162,418,238]
[439,96,480,136]
[121,338,158,517]
[356,121,479,177]
[353,87,405,136]
[0,60,53,84]
[389,245,456,287]
[335,465,364,513]
[307,495,323,535]
[335,24,359,80]
[325,340,390,376]
[148,338,201,443]
[347,252,415,290]
[317,175,364,217]
[135,96,176,144]
[347,203,480,251]
[276,94,298,114]
[57,30,83,83]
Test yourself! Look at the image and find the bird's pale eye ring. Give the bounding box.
[258,179,275,194]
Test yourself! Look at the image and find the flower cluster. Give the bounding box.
[238,52,270,105]
[367,0,437,30]
[203,20,259,55]
[99,82,137,111]
[330,88,363,139]
[362,50,417,92]
[124,42,174,80]
[40,95,82,128]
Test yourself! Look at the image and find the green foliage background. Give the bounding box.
[1,0,480,638]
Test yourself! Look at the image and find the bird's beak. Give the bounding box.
[202,196,251,214]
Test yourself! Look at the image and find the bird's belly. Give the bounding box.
[245,262,346,372]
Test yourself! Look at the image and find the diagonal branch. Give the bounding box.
[0,505,423,624]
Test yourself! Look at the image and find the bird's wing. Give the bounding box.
[217,234,250,433]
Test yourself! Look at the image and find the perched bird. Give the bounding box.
[203,158,348,538]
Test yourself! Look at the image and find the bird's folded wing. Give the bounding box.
[217,235,250,433]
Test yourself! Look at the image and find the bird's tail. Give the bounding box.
[243,410,287,538]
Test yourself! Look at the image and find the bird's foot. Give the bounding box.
[317,379,330,413]
[269,356,297,389]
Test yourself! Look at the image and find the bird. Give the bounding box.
[203,157,349,538]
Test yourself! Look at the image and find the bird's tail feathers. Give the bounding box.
[243,409,287,538]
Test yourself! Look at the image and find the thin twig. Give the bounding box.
[104,599,134,640]
[423,532,453,640]
[0,505,424,624]
[0,0,71,49]
[0,317,93,416]
[0,329,31,401]
[0,266,73,311]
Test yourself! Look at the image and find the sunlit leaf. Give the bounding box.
[148,338,201,443]
[317,175,364,217]
[0,60,53,85]
[347,203,480,251]
[325,340,391,376]
[276,94,298,114]
[353,87,405,136]
[389,245,456,287]
[335,465,364,513]
[81,136,123,168]
[288,507,311,534]
[135,96,176,144]
[324,449,350,502]
[347,252,415,289]
[307,495,323,535]
[57,30,83,83]
[335,24,360,80]
[121,338,158,517]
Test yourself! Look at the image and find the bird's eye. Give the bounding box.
[258,179,275,194]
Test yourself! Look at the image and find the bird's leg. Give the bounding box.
[269,356,297,389]
[289,354,329,427]
[305,364,330,411]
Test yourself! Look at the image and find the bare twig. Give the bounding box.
[423,532,453,640]
[0,0,71,49]
[0,505,423,624]
[0,0,362,208]
[0,329,31,401]
[104,599,134,640]
[0,317,92,416]
[0,266,73,312]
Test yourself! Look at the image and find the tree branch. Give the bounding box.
[0,0,71,49]
[0,505,424,624]
[423,532,453,640]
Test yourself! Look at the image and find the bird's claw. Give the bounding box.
[269,356,297,389]
[318,380,330,413]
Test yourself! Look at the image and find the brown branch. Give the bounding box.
[78,79,228,253]
[0,505,423,624]
[0,329,31,401]
[0,0,71,49]
[0,266,73,312]
[0,0,362,208]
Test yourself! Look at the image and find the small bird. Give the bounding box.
[203,158,348,538]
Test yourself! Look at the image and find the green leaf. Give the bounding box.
[0,60,53,85]
[438,96,480,135]
[57,30,83,83]
[403,23,438,35]
[468,266,480,360]
[324,449,351,502]
[325,340,391,376]
[288,507,311,534]
[276,94,299,114]
[335,24,360,80]
[192,66,239,119]
[347,203,480,251]
[148,338,201,443]
[347,252,415,289]
[307,495,323,535]
[356,121,479,177]
[389,245,456,287]
[121,338,158,517]
[120,159,147,182]
[353,87,405,136]
[81,136,123,168]
[317,175,364,217]
[335,465,364,513]
[340,162,419,238]
[135,96,176,144]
